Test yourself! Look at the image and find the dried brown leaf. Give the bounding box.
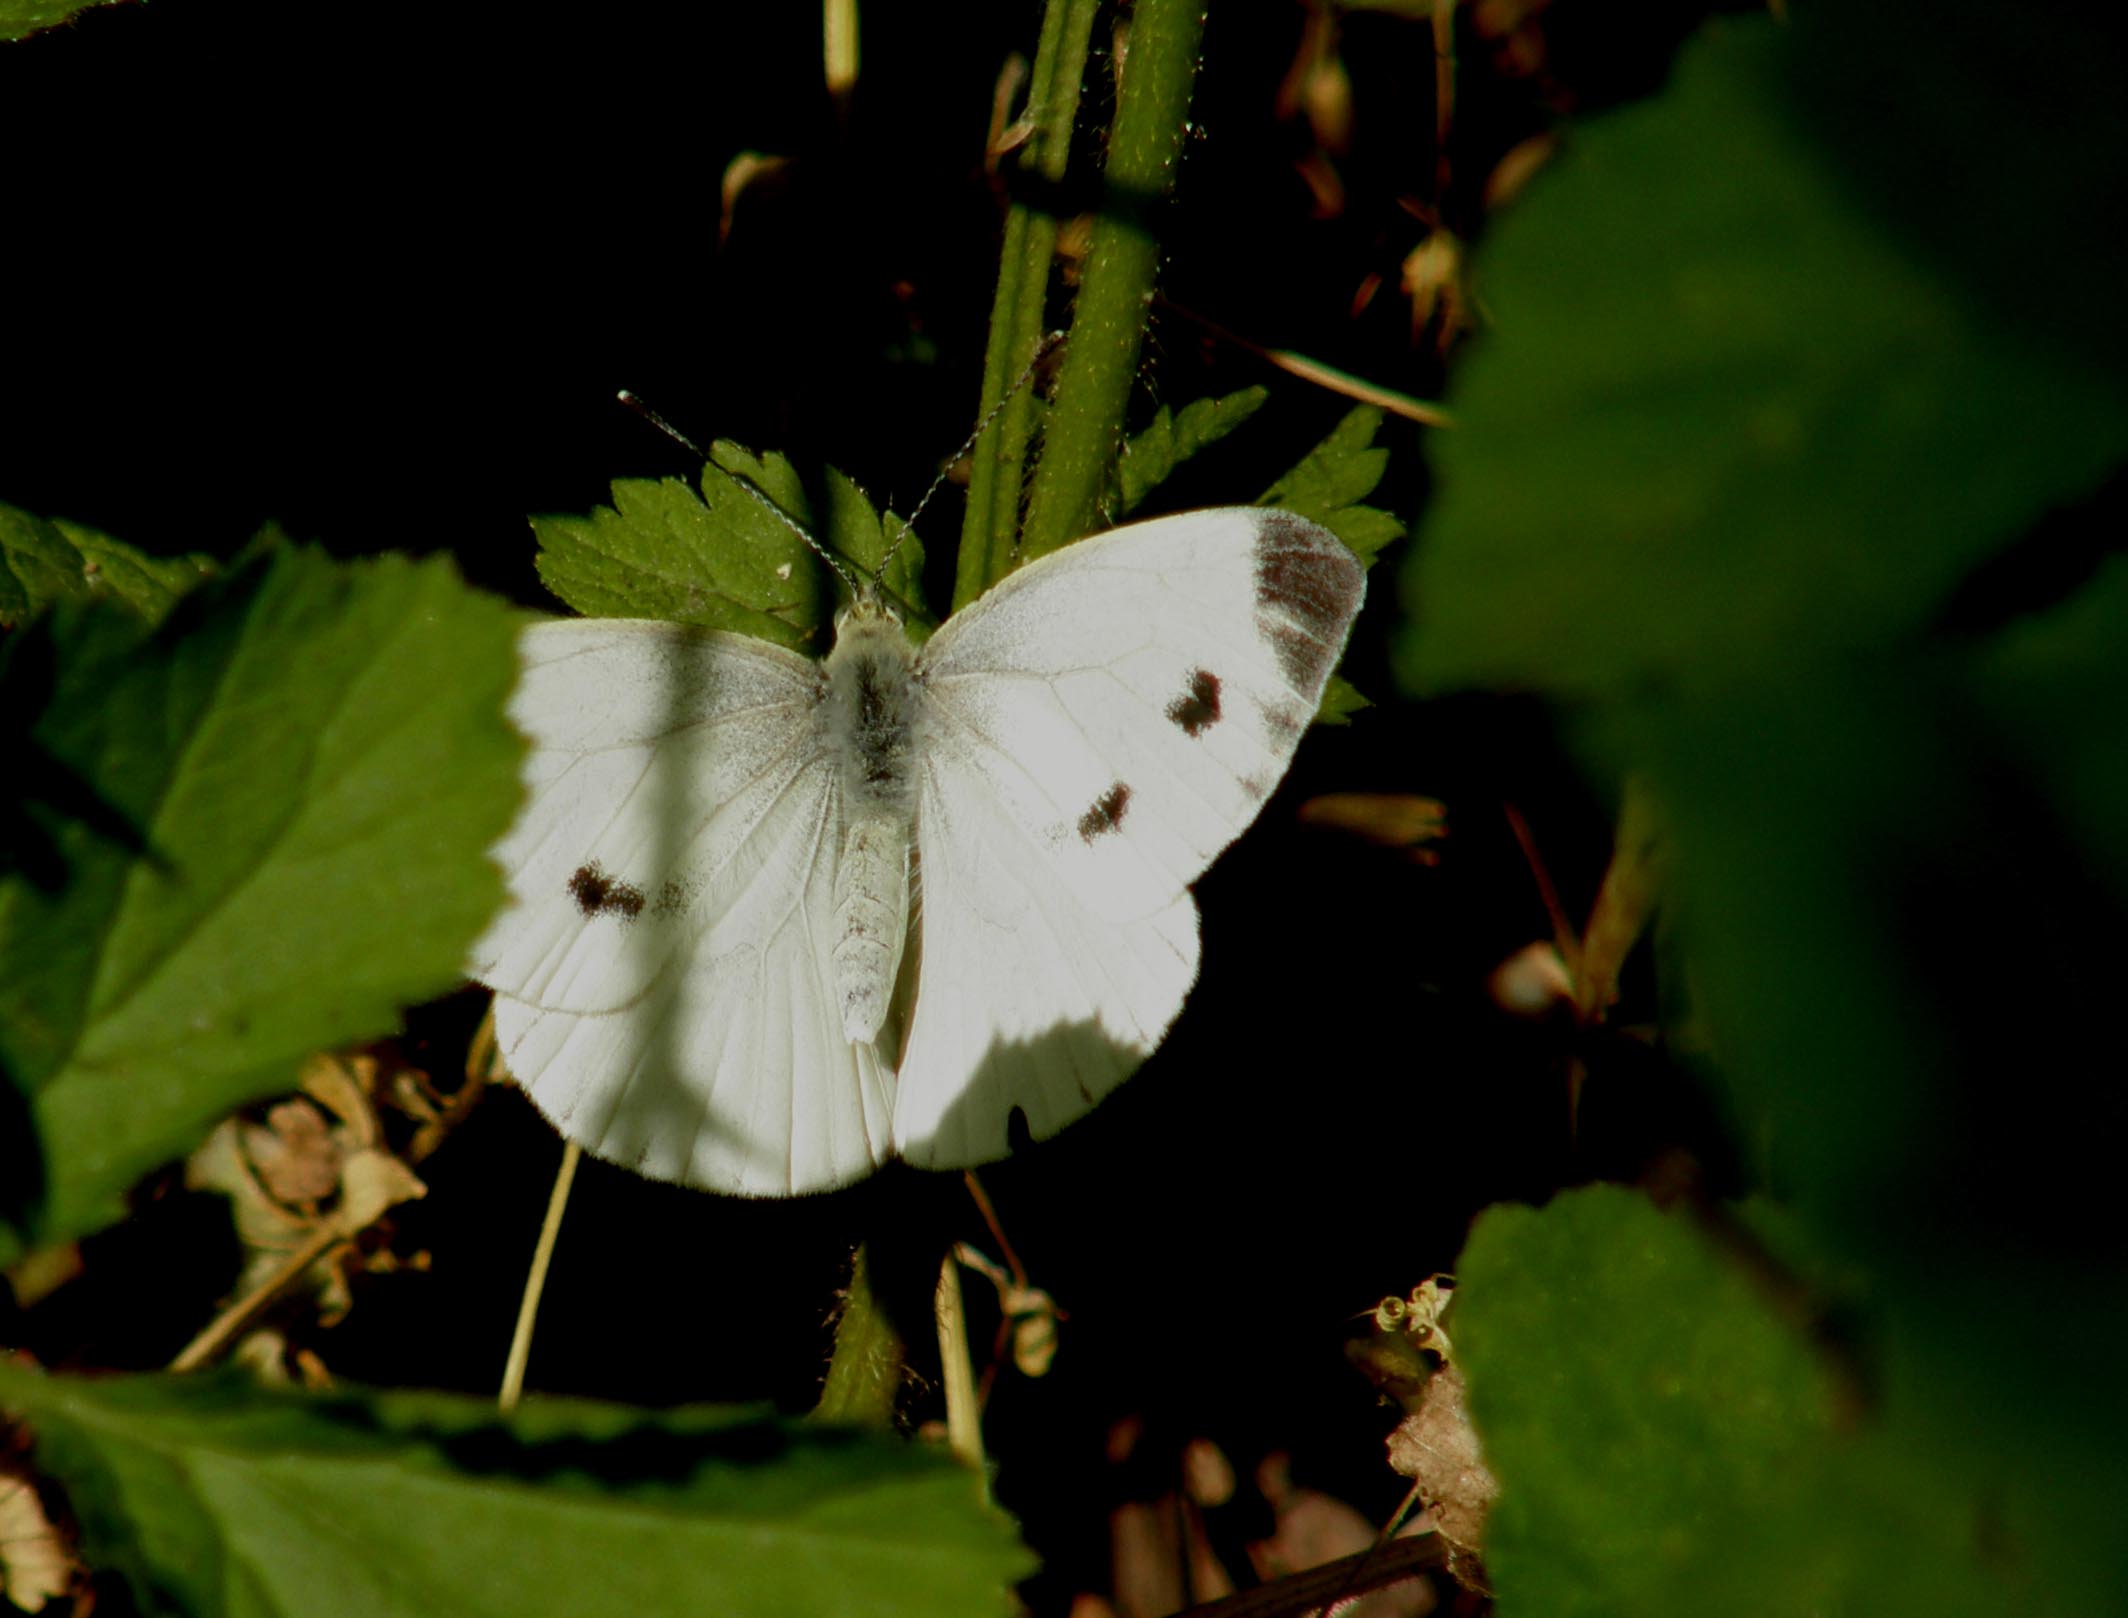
[1385,1364,1497,1554]
[0,1467,76,1614]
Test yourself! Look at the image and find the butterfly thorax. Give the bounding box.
[821,601,921,1046]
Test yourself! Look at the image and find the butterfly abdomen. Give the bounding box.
[824,609,922,1045]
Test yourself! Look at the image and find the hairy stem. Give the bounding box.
[1019,0,1208,563]
[813,1241,904,1427]
[956,0,1100,609]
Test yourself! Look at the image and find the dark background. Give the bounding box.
[5,2,1733,1608]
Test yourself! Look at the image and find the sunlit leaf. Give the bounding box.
[0,0,120,43]
[531,450,924,645]
[0,546,522,1261]
[0,1365,1033,1618]
[531,472,824,649]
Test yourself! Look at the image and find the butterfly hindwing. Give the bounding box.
[891,753,1200,1166]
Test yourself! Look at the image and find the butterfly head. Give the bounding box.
[834,578,903,638]
[825,579,902,655]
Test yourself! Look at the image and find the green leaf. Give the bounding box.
[1,504,213,629]
[1399,17,2128,698]
[1457,1187,2013,1618]
[1458,1188,1835,1616]
[0,1364,1033,1618]
[1602,640,2128,1266]
[877,513,931,635]
[1589,611,2128,1614]
[1261,406,1404,562]
[530,450,928,648]
[1974,554,2128,903]
[1115,386,1269,515]
[1315,674,1371,725]
[0,0,120,42]
[531,472,824,651]
[0,546,522,1261]
[708,441,927,618]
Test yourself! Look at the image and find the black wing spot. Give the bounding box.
[568,862,646,920]
[1077,782,1132,843]
[1166,668,1223,737]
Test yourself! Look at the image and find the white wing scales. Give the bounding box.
[472,506,1363,1193]
[890,752,1200,1167]
[893,508,1364,1164]
[471,619,895,1195]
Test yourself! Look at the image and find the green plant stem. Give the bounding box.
[1018,0,1208,564]
[813,1242,904,1428]
[956,0,1100,610]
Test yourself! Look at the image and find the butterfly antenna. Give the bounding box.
[890,330,1067,566]
[616,389,862,597]
[617,389,710,461]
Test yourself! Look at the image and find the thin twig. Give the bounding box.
[1168,1533,1447,1618]
[168,1224,342,1373]
[1156,298,1454,428]
[961,1169,1028,1286]
[1502,802,1580,976]
[935,1255,985,1484]
[1300,1478,1429,1618]
[499,1139,580,1413]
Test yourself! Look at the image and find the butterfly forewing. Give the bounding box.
[915,510,1361,920]
[471,619,896,1194]
[892,508,1364,1164]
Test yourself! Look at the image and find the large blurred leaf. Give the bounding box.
[1457,1188,1832,1616]
[1457,1188,2024,1618]
[0,1364,1031,1618]
[0,546,522,1261]
[1975,553,2128,902]
[1591,640,2128,1610]
[1611,630,2128,1282]
[1399,16,2128,698]
[1387,7,2128,1611]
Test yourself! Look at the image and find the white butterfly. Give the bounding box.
[470,505,1364,1195]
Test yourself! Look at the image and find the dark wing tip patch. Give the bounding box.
[1256,699,1305,745]
[1077,781,1133,843]
[1252,510,1365,694]
[567,861,647,920]
[1166,668,1224,737]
